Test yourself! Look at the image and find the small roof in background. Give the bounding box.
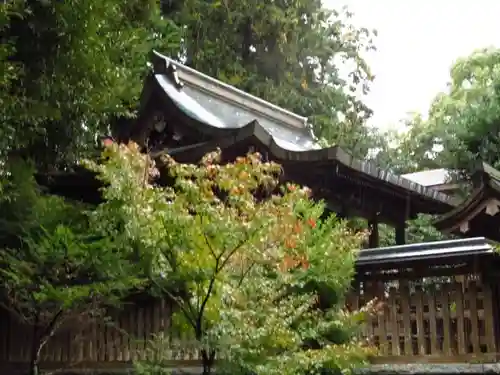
[434,162,500,242]
[402,168,451,187]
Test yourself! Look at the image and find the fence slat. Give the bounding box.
[415,287,426,355]
[440,284,452,356]
[454,282,466,355]
[482,281,496,352]
[427,285,439,355]
[399,281,412,355]
[469,281,480,354]
[388,287,400,356]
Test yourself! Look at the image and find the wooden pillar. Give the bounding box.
[337,206,348,220]
[395,223,406,245]
[396,194,410,246]
[368,217,379,248]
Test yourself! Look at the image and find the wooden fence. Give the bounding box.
[349,273,498,363]
[0,299,200,373]
[1,266,499,372]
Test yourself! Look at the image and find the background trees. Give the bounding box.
[370,48,500,246]
[164,0,377,155]
[426,47,500,173]
[375,47,500,177]
[0,159,146,375]
[0,0,181,169]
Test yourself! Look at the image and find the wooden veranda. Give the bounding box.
[0,238,498,374]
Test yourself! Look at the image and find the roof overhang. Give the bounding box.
[357,237,494,267]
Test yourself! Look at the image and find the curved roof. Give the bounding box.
[124,51,456,221]
[434,162,500,242]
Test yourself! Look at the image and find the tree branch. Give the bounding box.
[196,257,219,337]
[236,261,255,288]
[151,278,197,330]
[35,309,65,363]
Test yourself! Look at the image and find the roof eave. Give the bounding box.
[150,50,309,132]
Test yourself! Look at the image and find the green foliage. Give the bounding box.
[371,114,443,175]
[370,48,500,245]
[165,1,377,156]
[405,215,448,244]
[0,158,85,248]
[0,159,146,374]
[0,0,181,168]
[87,143,375,375]
[427,47,500,172]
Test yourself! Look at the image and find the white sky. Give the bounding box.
[326,0,500,130]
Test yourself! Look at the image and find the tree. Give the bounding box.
[377,47,500,177]
[163,1,377,155]
[0,159,146,375]
[370,48,500,246]
[0,0,181,169]
[371,113,444,175]
[86,142,376,375]
[426,47,500,173]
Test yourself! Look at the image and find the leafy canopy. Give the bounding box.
[376,47,500,176]
[0,0,180,168]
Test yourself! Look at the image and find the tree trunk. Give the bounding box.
[201,348,215,375]
[29,310,63,375]
[29,313,40,375]
[29,355,40,375]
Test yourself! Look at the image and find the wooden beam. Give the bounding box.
[368,217,379,248]
[395,223,406,245]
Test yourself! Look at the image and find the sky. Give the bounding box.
[326,0,500,130]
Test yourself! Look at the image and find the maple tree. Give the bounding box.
[87,142,376,375]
